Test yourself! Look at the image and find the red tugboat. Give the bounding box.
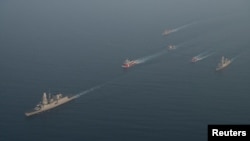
[121,59,138,68]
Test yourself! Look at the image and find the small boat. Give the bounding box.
[191,57,201,63]
[121,59,138,68]
[167,45,176,51]
[162,29,173,36]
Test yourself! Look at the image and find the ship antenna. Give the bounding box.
[48,88,51,99]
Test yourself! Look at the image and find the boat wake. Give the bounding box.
[135,50,167,64]
[192,51,215,62]
[75,85,103,98]
[74,74,127,98]
[199,52,215,60]
[162,22,196,36]
[173,22,195,32]
[231,54,242,61]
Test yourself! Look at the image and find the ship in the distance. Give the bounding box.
[216,56,231,71]
[191,56,201,63]
[121,59,138,68]
[167,45,176,51]
[25,92,77,117]
[162,29,174,36]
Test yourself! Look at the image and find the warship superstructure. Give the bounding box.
[25,92,77,116]
[216,56,231,71]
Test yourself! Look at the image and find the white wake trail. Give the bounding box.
[199,52,216,60]
[136,50,167,64]
[173,22,195,32]
[195,50,211,58]
[73,74,128,99]
[231,54,242,61]
[74,85,103,98]
[163,22,196,36]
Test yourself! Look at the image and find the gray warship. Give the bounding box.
[25,92,77,116]
[216,56,231,71]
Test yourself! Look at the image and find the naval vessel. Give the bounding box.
[191,56,202,63]
[216,56,231,71]
[167,45,176,51]
[162,29,173,36]
[25,92,77,116]
[122,59,138,68]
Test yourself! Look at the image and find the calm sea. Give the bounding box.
[0,1,250,141]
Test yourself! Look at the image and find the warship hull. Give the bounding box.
[215,62,231,71]
[25,94,77,117]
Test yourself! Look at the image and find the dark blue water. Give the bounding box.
[1,1,250,141]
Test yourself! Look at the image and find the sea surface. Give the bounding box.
[0,1,250,141]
